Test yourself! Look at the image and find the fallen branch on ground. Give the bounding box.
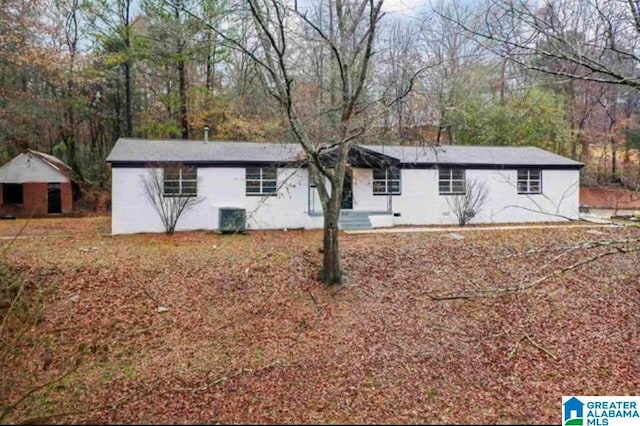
[429,241,640,300]
[186,360,295,393]
[507,334,558,361]
[1,364,79,423]
[14,376,166,425]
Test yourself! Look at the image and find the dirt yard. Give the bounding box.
[1,218,639,424]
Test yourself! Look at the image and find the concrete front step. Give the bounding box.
[340,212,371,218]
[341,220,371,226]
[339,212,372,230]
[340,217,372,223]
[341,224,372,231]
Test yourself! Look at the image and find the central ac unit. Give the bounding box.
[219,208,246,233]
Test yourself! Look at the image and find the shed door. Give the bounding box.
[48,183,62,214]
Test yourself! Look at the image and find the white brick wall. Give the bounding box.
[111,166,580,234]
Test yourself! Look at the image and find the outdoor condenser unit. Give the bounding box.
[219,208,246,234]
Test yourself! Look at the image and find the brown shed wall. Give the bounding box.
[0,181,72,217]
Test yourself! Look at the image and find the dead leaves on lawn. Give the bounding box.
[0,218,638,424]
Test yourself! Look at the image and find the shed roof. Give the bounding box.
[28,149,72,174]
[0,151,71,183]
[105,138,584,168]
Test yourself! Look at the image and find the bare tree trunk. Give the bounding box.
[328,0,337,110]
[604,87,618,183]
[176,0,189,139]
[123,0,133,136]
[321,137,350,284]
[61,0,82,179]
[206,0,385,285]
[178,58,189,139]
[206,54,213,92]
[113,74,122,138]
[600,143,607,183]
[322,210,341,284]
[499,58,507,104]
[566,80,577,159]
[205,33,216,93]
[124,62,132,136]
[611,134,617,181]
[165,64,172,116]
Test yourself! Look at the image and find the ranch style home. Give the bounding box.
[106,138,583,235]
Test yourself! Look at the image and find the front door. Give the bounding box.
[341,169,353,209]
[48,183,62,214]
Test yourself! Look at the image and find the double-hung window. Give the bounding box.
[246,167,277,196]
[517,169,542,194]
[373,168,401,195]
[163,167,197,197]
[438,168,465,195]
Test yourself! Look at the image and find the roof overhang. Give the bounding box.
[105,140,584,170]
[398,162,584,170]
[108,144,403,169]
[108,160,303,168]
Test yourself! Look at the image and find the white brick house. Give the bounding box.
[106,138,583,235]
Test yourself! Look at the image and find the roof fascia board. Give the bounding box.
[108,160,583,170]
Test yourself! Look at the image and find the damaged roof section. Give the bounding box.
[0,150,72,183]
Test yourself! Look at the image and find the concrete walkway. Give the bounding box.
[345,223,620,235]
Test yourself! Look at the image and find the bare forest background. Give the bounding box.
[2,0,640,210]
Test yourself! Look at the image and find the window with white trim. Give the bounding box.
[246,167,277,196]
[439,168,465,195]
[373,168,401,195]
[163,167,197,197]
[517,169,542,194]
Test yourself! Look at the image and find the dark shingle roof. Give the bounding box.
[106,138,583,168]
[106,138,304,163]
[362,144,584,167]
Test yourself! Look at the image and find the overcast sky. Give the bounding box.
[383,0,429,16]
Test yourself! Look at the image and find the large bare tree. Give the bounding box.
[187,0,384,284]
[441,0,640,89]
[256,0,383,284]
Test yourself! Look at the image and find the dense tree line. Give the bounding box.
[1,0,639,191]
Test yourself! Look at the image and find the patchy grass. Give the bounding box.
[1,217,639,424]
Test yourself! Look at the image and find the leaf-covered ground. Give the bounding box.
[1,218,639,424]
